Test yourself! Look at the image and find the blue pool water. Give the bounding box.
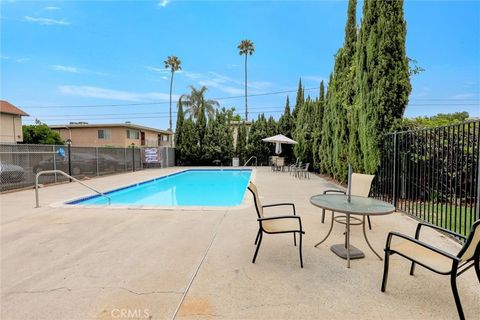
[68,169,252,207]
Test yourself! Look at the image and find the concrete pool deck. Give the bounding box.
[1,167,478,319]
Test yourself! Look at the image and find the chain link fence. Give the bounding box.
[0,144,175,192]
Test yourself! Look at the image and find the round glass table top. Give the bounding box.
[310,194,395,216]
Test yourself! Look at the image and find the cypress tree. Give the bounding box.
[180,118,199,165]
[329,0,357,181]
[246,114,270,165]
[203,109,234,165]
[292,78,304,120]
[356,0,411,173]
[278,96,295,163]
[236,122,247,163]
[319,74,334,174]
[174,99,185,164]
[312,80,325,171]
[196,103,207,163]
[294,97,315,166]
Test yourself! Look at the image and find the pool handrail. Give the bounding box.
[35,170,111,208]
[243,156,258,167]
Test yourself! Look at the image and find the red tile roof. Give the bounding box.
[0,100,29,116]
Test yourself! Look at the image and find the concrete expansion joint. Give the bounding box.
[8,286,184,296]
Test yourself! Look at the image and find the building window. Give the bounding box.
[161,135,169,142]
[98,129,111,139]
[127,129,140,139]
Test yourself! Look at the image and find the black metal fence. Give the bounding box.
[0,144,175,191]
[372,120,480,236]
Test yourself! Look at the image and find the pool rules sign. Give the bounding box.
[143,147,160,163]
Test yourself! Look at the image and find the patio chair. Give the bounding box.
[321,173,375,230]
[275,157,285,172]
[247,181,305,268]
[296,163,310,179]
[381,220,480,320]
[288,159,300,175]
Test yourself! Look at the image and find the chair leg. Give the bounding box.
[252,231,263,264]
[321,209,326,223]
[299,232,304,268]
[450,273,465,320]
[254,229,261,245]
[367,216,372,230]
[409,261,416,276]
[475,254,480,283]
[293,233,297,246]
[381,249,391,292]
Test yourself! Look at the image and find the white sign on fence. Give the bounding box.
[143,147,161,163]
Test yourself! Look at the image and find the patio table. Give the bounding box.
[310,194,395,268]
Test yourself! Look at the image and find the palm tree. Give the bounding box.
[181,86,219,120]
[237,39,255,121]
[164,55,182,131]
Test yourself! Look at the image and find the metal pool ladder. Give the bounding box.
[35,170,111,208]
[243,156,258,167]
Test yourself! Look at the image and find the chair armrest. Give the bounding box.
[415,222,467,240]
[262,203,296,215]
[323,190,346,195]
[386,232,460,261]
[258,215,303,232]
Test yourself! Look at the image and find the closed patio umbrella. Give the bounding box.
[262,134,297,155]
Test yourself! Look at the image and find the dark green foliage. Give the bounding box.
[356,0,411,173]
[177,119,199,165]
[22,122,63,145]
[294,97,317,166]
[246,114,271,165]
[278,97,295,163]
[236,122,247,162]
[202,109,234,165]
[292,79,304,121]
[399,112,470,130]
[174,99,185,164]
[319,74,335,174]
[312,81,325,171]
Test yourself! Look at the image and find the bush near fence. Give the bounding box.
[0,144,175,191]
[372,120,480,237]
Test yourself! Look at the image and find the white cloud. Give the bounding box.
[158,0,170,7]
[24,15,70,26]
[226,64,240,69]
[449,93,479,100]
[52,65,79,73]
[15,58,30,63]
[182,70,272,95]
[302,75,326,83]
[146,66,169,74]
[44,6,60,10]
[59,85,177,102]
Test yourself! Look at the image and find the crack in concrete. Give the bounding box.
[6,286,183,296]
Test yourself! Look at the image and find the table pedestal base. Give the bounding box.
[330,244,365,260]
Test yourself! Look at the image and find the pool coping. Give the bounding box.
[49,167,257,211]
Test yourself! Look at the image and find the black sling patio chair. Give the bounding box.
[381,219,480,320]
[247,181,305,268]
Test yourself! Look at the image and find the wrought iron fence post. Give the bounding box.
[477,136,480,220]
[392,131,398,208]
[52,145,57,183]
[131,143,135,172]
[124,148,127,171]
[66,139,72,182]
[96,147,99,176]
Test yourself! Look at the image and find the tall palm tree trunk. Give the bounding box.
[244,54,248,121]
[169,71,174,130]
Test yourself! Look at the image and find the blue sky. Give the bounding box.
[1,0,479,130]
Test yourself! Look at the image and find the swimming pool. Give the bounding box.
[67,169,252,207]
